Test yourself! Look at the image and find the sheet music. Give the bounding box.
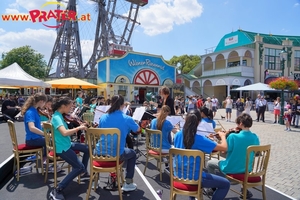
[123,104,130,114]
[132,107,146,121]
[93,105,111,123]
[196,121,214,136]
[166,115,184,126]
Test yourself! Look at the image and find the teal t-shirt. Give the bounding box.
[89,103,96,113]
[51,111,71,153]
[219,130,260,174]
[173,130,217,180]
[75,97,83,109]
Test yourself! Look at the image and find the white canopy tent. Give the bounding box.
[0,62,50,87]
[235,82,275,91]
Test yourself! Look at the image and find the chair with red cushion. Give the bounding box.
[143,128,169,181]
[85,128,124,200]
[169,148,205,200]
[225,144,271,200]
[43,122,79,187]
[7,120,44,181]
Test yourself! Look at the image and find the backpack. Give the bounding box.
[103,172,118,191]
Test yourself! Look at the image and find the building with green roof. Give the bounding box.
[188,29,300,101]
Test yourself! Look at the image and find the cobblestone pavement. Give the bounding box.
[214,108,300,199]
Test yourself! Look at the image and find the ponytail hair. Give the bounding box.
[156,105,170,130]
[183,109,201,149]
[52,96,72,112]
[107,95,124,114]
[21,93,47,115]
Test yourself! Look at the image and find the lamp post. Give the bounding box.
[279,48,288,125]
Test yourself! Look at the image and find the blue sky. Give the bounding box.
[0,0,299,66]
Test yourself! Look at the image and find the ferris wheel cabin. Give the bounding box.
[109,43,133,57]
[125,0,148,6]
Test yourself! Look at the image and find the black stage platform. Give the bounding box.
[0,122,295,200]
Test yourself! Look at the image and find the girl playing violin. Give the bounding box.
[21,93,47,157]
[173,109,230,200]
[39,95,53,122]
[50,97,89,200]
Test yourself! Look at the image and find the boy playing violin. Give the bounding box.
[206,113,260,199]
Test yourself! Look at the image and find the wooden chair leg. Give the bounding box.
[16,157,20,182]
[262,185,266,200]
[44,159,49,183]
[116,169,123,200]
[143,155,149,175]
[159,159,162,181]
[86,172,93,200]
[54,161,57,188]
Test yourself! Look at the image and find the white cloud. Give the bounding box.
[5,8,20,14]
[139,0,203,36]
[294,3,299,7]
[0,28,56,62]
[16,0,43,11]
[0,28,5,34]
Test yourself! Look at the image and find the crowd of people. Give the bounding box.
[0,88,266,200]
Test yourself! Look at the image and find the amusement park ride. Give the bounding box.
[48,0,148,79]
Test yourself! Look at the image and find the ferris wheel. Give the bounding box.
[48,0,148,79]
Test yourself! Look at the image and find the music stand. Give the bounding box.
[134,111,156,158]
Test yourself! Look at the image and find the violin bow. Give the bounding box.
[217,120,226,131]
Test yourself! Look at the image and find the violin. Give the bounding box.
[213,127,242,140]
[38,107,52,120]
[63,113,82,126]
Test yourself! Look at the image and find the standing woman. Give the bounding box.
[160,86,176,115]
[50,97,89,200]
[22,93,47,155]
[173,109,230,200]
[97,95,140,192]
[244,97,251,115]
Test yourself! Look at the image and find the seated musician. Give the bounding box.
[88,98,97,113]
[150,105,177,172]
[22,93,48,158]
[199,106,216,129]
[173,109,230,200]
[96,95,140,192]
[50,97,89,200]
[206,113,260,199]
[1,94,21,121]
[39,95,53,123]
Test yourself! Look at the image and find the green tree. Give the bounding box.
[0,45,49,79]
[166,54,201,74]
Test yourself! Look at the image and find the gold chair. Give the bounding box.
[7,120,44,181]
[82,112,94,127]
[43,122,77,187]
[143,128,169,181]
[169,148,204,200]
[225,144,271,200]
[85,128,124,200]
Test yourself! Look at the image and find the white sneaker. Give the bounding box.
[45,165,62,173]
[284,128,288,131]
[122,182,137,192]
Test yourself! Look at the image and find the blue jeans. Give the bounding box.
[57,142,89,189]
[120,147,136,183]
[26,137,46,156]
[189,172,230,200]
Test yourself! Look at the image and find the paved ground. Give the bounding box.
[212,108,300,199]
[0,108,299,199]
